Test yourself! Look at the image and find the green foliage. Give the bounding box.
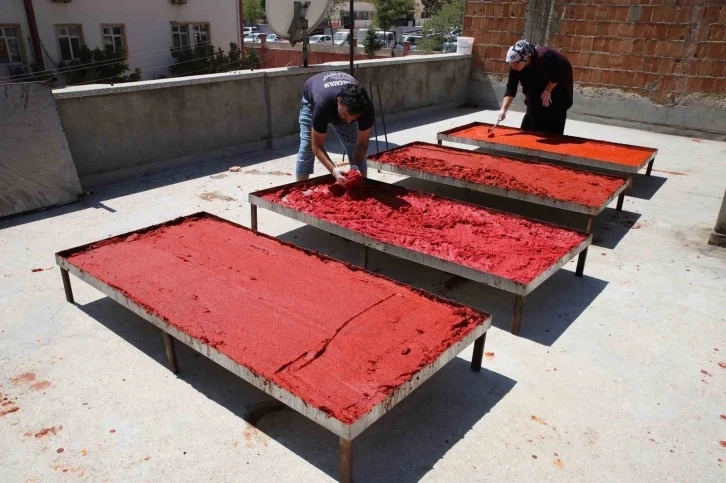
[363,29,382,57]
[59,45,140,85]
[417,0,463,52]
[421,0,444,18]
[244,0,264,24]
[170,42,259,77]
[371,0,415,33]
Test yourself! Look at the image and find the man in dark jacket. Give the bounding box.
[497,39,574,135]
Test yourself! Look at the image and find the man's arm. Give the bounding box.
[351,128,371,173]
[311,129,336,174]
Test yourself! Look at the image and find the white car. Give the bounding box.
[245,33,278,43]
[309,35,332,44]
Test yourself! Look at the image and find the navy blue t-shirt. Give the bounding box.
[302,71,375,133]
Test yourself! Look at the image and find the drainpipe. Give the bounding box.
[708,189,726,248]
[239,0,245,53]
[23,0,45,70]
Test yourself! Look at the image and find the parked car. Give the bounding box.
[397,34,422,50]
[334,31,351,45]
[309,35,333,44]
[245,33,278,43]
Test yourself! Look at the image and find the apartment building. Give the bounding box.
[332,0,425,30]
[0,0,240,81]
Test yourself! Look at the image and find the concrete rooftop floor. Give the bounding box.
[1,108,726,483]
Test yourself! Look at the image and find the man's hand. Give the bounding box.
[497,108,507,122]
[332,166,348,184]
[541,90,553,107]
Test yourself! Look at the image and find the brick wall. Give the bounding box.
[464,0,726,104]
[251,46,381,69]
[465,0,528,76]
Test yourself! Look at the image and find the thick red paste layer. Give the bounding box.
[450,123,656,167]
[261,179,588,285]
[369,142,626,208]
[65,215,485,425]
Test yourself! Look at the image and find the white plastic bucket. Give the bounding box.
[456,36,474,55]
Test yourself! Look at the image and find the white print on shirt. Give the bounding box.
[322,72,355,89]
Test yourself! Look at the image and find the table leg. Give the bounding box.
[576,248,588,277]
[470,332,486,372]
[162,332,179,374]
[339,437,353,483]
[360,246,368,269]
[646,159,655,176]
[250,204,258,231]
[616,192,625,212]
[61,268,74,303]
[586,216,594,233]
[511,295,526,336]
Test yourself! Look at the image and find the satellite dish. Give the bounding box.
[266,0,332,41]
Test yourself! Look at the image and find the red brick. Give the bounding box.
[683,60,698,75]
[654,24,669,39]
[582,36,595,51]
[673,75,688,92]
[713,77,726,94]
[609,55,624,68]
[608,22,620,37]
[619,23,635,37]
[621,38,635,53]
[501,4,511,17]
[662,7,678,23]
[633,72,647,88]
[712,61,726,79]
[698,60,713,75]
[645,40,658,55]
[674,7,690,24]
[655,41,669,56]
[667,41,684,57]
[492,4,504,17]
[651,6,666,22]
[466,3,478,17]
[595,22,607,37]
[672,58,684,75]
[658,58,675,73]
[703,6,721,23]
[465,17,473,30]
[591,69,603,84]
[642,23,656,39]
[484,3,494,17]
[584,6,597,21]
[480,31,492,44]
[579,53,591,67]
[643,57,658,72]
[617,7,629,21]
[569,52,580,66]
[582,69,593,83]
[588,54,600,67]
[587,22,599,36]
[720,6,726,24]
[593,37,606,51]
[687,77,702,92]
[499,18,509,30]
[709,24,724,41]
[613,71,625,87]
[667,25,686,41]
[701,77,715,92]
[631,24,644,39]
[641,7,654,22]
[632,38,645,54]
[602,70,614,85]
[490,31,501,45]
[628,55,646,71]
[470,17,480,31]
[708,42,724,59]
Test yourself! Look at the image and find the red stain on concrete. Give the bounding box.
[718,362,726,368]
[701,369,713,377]
[56,448,64,454]
[553,457,564,468]
[30,381,51,391]
[35,426,62,438]
[720,441,726,448]
[0,406,19,417]
[485,352,495,360]
[63,214,489,426]
[11,372,36,384]
[109,429,116,434]
[368,142,626,208]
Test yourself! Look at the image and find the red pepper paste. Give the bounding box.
[262,179,588,285]
[452,124,656,167]
[65,215,486,425]
[369,142,626,208]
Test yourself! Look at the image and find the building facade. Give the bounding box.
[0,0,241,82]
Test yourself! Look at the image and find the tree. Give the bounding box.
[421,0,444,18]
[324,0,347,37]
[60,46,141,85]
[170,42,258,77]
[363,29,381,57]
[371,0,415,43]
[244,0,264,26]
[417,0,463,52]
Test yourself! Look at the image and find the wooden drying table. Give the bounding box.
[56,212,491,483]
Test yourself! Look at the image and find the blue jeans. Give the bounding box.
[296,99,365,176]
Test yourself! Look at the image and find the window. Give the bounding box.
[172,23,209,49]
[0,26,22,63]
[102,25,125,52]
[56,26,83,61]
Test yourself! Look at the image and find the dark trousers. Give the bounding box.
[521,108,568,135]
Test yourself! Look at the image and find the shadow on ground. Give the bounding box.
[276,224,608,346]
[629,174,667,200]
[78,297,515,483]
[388,177,641,250]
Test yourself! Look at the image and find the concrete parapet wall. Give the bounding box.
[53,54,471,184]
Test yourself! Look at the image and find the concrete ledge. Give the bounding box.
[53,54,469,100]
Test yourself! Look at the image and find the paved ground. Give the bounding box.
[1,107,725,483]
